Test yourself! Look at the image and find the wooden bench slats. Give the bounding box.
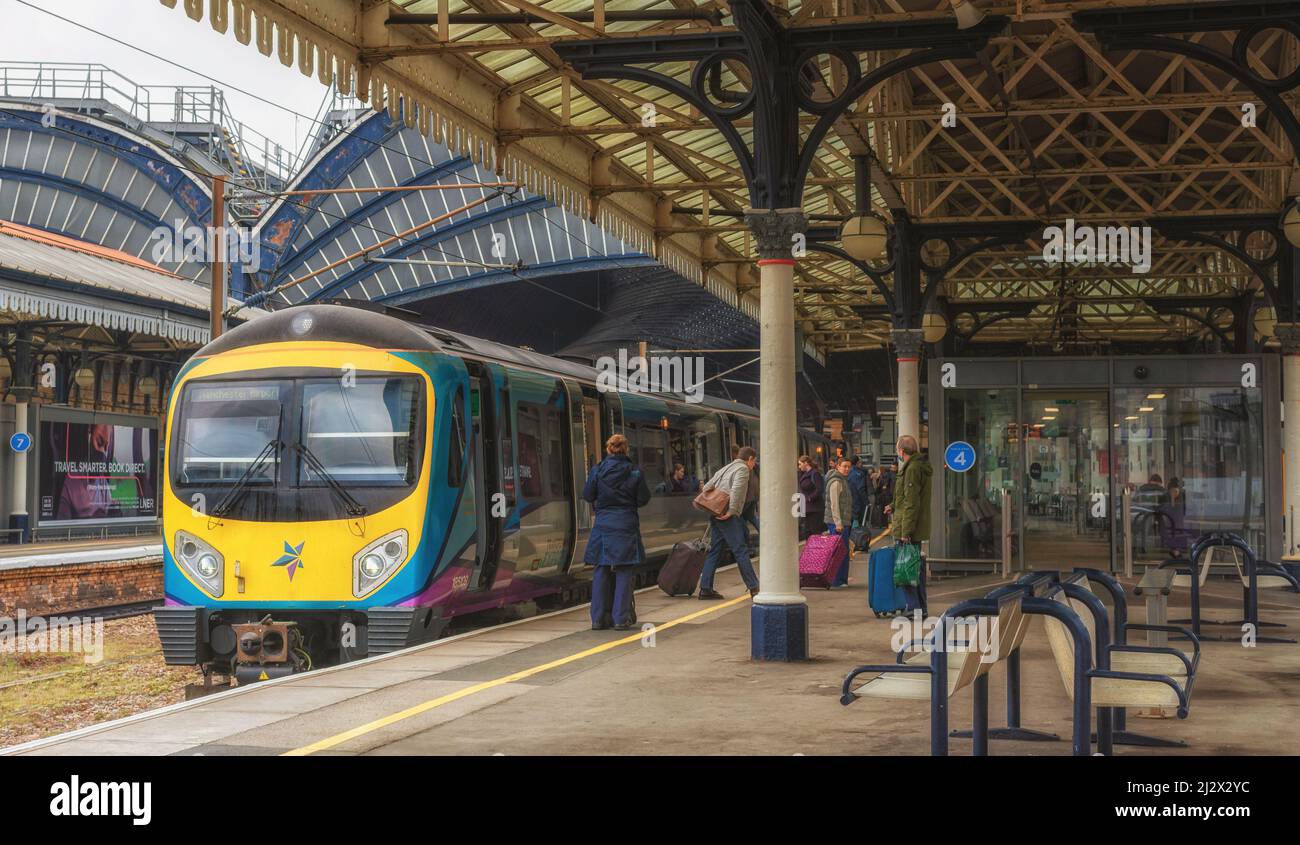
[853,594,1022,703]
[1092,677,1182,709]
[1043,579,1193,714]
[1109,651,1189,677]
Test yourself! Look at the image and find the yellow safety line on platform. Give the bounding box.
[283,592,752,756]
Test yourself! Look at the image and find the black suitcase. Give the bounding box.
[851,524,871,553]
[658,540,707,597]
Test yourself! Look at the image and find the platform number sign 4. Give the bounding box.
[944,441,975,473]
[9,432,31,453]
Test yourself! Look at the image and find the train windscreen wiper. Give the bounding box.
[294,442,369,518]
[210,438,283,520]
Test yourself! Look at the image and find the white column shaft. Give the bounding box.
[11,401,28,518]
[756,258,805,606]
[897,357,920,442]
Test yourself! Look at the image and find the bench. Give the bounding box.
[1160,532,1298,643]
[949,572,1062,745]
[967,569,1197,750]
[840,592,1027,756]
[1039,576,1198,754]
[1068,569,1201,748]
[1134,566,1176,648]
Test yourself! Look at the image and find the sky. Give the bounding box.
[0,0,331,161]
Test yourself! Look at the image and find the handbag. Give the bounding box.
[692,485,730,518]
[893,541,921,586]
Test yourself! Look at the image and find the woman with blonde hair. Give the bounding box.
[582,433,651,630]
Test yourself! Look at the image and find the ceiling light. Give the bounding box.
[1139,406,1154,412]
[1044,407,1059,412]
[840,214,889,261]
[1146,393,1165,400]
[949,0,986,29]
[1042,416,1056,421]
[1125,416,1138,421]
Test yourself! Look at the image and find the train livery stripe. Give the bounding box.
[282,593,752,756]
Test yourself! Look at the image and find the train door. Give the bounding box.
[605,392,624,437]
[494,369,520,583]
[562,381,585,571]
[573,387,602,565]
[580,390,603,475]
[466,362,503,592]
[508,372,575,578]
[721,414,737,453]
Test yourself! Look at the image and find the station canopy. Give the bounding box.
[160,0,1300,359]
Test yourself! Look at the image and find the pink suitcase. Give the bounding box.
[799,533,847,589]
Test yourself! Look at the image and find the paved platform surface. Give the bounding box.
[6,547,1300,756]
[0,536,162,570]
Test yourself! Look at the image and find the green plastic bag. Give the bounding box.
[893,541,920,586]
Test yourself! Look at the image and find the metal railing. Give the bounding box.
[0,61,301,190]
[0,523,161,545]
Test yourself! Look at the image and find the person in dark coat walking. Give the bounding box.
[797,455,824,540]
[847,457,869,530]
[582,434,651,630]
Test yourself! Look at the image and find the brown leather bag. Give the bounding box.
[693,485,730,518]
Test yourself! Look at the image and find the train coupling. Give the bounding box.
[231,615,308,684]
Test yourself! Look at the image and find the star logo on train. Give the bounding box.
[272,541,305,581]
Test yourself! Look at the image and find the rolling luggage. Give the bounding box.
[799,532,847,589]
[850,524,871,553]
[658,540,707,597]
[868,544,909,617]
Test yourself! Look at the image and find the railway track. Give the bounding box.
[13,600,162,631]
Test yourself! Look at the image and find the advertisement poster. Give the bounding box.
[38,420,159,523]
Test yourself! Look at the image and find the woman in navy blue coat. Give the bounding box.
[582,433,651,630]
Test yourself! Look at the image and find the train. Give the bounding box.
[154,303,833,681]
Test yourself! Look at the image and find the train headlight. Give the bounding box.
[173,530,224,597]
[353,529,408,597]
[360,553,385,578]
[197,554,219,578]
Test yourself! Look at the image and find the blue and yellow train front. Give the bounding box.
[155,307,469,680]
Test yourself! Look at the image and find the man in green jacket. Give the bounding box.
[885,435,932,613]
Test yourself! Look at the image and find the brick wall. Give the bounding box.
[0,557,163,616]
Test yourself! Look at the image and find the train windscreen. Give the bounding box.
[175,380,285,485]
[174,376,422,489]
[299,378,420,485]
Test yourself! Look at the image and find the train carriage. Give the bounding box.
[155,304,831,680]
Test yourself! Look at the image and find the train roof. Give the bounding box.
[195,302,792,424]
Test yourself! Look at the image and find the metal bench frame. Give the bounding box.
[1159,532,1297,644]
[840,594,1023,756]
[1040,582,1195,756]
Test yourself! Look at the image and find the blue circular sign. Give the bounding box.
[9,432,32,453]
[944,440,976,473]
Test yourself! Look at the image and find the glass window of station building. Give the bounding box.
[926,355,1278,573]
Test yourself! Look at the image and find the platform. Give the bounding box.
[6,544,1298,758]
[0,536,162,570]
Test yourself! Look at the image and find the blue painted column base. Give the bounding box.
[751,601,809,661]
[6,514,29,544]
